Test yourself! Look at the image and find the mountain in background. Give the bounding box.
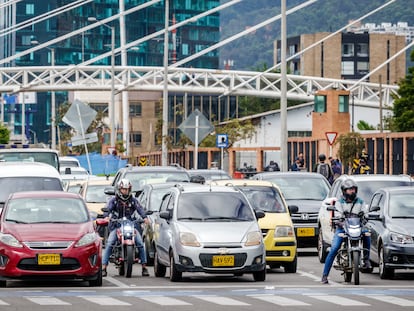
[219,0,414,71]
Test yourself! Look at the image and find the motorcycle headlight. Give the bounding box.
[390,232,414,244]
[0,233,23,248]
[179,232,200,247]
[274,226,294,237]
[245,231,262,246]
[348,227,362,237]
[76,232,98,247]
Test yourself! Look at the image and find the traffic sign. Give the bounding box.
[325,132,338,146]
[216,134,228,148]
[178,109,214,145]
[71,132,98,146]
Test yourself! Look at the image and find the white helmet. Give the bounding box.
[116,178,132,201]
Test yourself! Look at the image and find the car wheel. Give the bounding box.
[0,280,6,288]
[284,256,297,273]
[253,268,266,281]
[89,266,103,287]
[317,229,328,263]
[169,252,182,282]
[379,246,394,279]
[154,249,166,277]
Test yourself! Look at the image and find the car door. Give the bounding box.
[366,191,386,263]
[154,191,175,264]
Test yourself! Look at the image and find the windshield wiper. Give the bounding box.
[392,216,414,219]
[177,217,204,221]
[5,219,27,224]
[204,216,244,221]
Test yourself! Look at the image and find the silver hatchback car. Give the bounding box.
[153,183,266,282]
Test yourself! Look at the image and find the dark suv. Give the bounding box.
[110,165,191,194]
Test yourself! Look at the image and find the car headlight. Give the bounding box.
[274,226,294,237]
[0,233,23,248]
[75,232,98,247]
[179,232,200,247]
[390,232,414,244]
[245,231,262,246]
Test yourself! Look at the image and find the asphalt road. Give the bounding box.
[1,249,414,311]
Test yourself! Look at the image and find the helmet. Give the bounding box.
[318,154,326,161]
[116,178,132,201]
[341,179,358,201]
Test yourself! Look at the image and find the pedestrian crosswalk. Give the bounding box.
[1,293,414,307]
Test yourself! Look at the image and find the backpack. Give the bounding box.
[317,163,330,180]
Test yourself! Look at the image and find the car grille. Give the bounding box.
[18,258,80,271]
[290,212,319,224]
[23,241,73,250]
[199,253,247,268]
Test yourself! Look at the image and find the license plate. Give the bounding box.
[297,227,315,237]
[212,255,234,267]
[38,253,61,265]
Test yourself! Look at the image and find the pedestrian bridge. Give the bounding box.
[0,66,398,107]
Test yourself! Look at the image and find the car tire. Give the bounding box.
[284,256,297,273]
[379,246,394,279]
[154,249,166,277]
[89,265,103,287]
[0,280,6,288]
[253,268,266,281]
[317,229,328,263]
[169,252,182,282]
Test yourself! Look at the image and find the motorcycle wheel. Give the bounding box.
[353,250,360,285]
[119,260,125,276]
[126,245,134,278]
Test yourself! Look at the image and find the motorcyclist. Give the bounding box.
[321,178,371,284]
[102,178,150,277]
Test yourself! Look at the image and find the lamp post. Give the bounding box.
[88,17,116,150]
[161,0,169,166]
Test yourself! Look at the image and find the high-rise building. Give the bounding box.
[1,0,220,148]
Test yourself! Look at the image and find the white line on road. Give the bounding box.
[365,295,414,306]
[250,294,310,306]
[26,296,70,305]
[306,294,370,306]
[79,295,131,306]
[193,295,250,306]
[141,296,192,305]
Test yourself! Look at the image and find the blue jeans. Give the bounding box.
[102,227,147,266]
[323,227,371,276]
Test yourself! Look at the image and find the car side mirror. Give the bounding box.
[288,205,298,214]
[104,186,115,196]
[135,189,143,197]
[369,205,380,212]
[255,210,265,219]
[366,212,381,221]
[145,210,154,215]
[159,211,171,220]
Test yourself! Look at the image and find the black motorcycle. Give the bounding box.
[329,206,370,285]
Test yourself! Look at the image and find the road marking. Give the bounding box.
[141,296,191,305]
[79,296,131,306]
[105,275,130,288]
[297,269,342,286]
[366,295,414,306]
[0,299,9,305]
[193,295,250,306]
[26,296,70,305]
[307,294,370,306]
[250,294,310,306]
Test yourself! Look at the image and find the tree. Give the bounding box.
[391,50,414,132]
[0,124,10,144]
[335,132,365,174]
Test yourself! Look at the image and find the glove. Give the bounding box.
[358,211,365,218]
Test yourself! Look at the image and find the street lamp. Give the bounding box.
[88,17,116,150]
[31,40,55,149]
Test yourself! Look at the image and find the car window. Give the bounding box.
[237,186,286,213]
[125,172,190,191]
[149,188,172,212]
[388,193,414,218]
[85,185,110,203]
[160,192,172,213]
[357,180,412,203]
[177,192,255,221]
[0,177,63,202]
[369,192,382,211]
[265,177,329,200]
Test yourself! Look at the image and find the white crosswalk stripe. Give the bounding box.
[306,294,370,306]
[250,294,310,306]
[366,295,414,307]
[0,299,9,305]
[79,296,131,306]
[193,295,250,306]
[26,296,70,305]
[141,296,192,305]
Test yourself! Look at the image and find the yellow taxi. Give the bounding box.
[212,179,298,272]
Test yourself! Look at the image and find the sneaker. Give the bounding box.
[321,275,329,284]
[102,268,107,277]
[142,267,149,277]
[362,260,372,269]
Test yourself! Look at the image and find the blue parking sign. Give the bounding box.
[216,134,228,148]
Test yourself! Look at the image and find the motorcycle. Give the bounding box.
[328,206,370,285]
[96,217,142,278]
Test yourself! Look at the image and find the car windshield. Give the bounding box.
[238,186,286,213]
[85,185,111,203]
[358,180,412,203]
[125,172,190,191]
[0,177,63,202]
[177,192,255,221]
[388,193,414,218]
[261,176,329,200]
[4,198,89,224]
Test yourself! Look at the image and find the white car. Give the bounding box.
[317,174,413,263]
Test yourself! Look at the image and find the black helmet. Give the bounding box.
[318,154,326,161]
[116,178,132,201]
[341,179,358,201]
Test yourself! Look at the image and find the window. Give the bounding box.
[21,36,32,46]
[314,95,326,113]
[341,61,354,75]
[338,95,349,113]
[357,62,369,74]
[131,132,142,146]
[342,43,354,57]
[356,43,369,57]
[130,102,142,116]
[26,4,34,15]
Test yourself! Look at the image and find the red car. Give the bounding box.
[0,191,102,287]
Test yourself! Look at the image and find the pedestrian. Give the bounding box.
[290,157,301,171]
[353,158,371,175]
[313,154,334,183]
[264,160,280,172]
[329,156,342,181]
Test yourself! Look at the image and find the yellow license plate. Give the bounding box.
[38,253,61,265]
[297,227,315,237]
[212,255,234,267]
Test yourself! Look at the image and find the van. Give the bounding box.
[0,162,64,210]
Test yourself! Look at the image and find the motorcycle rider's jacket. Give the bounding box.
[104,196,147,231]
[334,196,367,228]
